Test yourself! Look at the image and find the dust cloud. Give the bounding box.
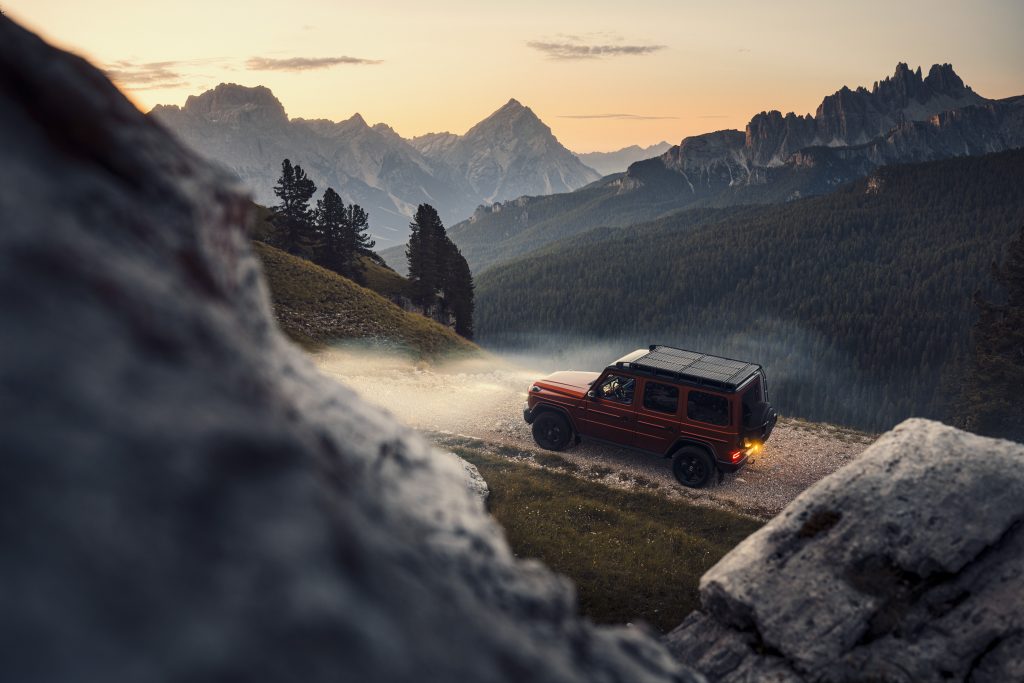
[313,345,537,438]
[311,342,626,440]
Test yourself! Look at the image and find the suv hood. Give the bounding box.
[533,371,600,399]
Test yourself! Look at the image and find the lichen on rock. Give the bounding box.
[666,419,1024,682]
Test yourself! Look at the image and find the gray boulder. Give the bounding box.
[666,419,1024,682]
[0,15,700,683]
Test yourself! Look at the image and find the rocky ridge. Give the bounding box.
[642,62,1021,197]
[152,89,598,248]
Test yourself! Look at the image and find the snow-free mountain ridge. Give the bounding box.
[446,62,1024,273]
[151,89,599,248]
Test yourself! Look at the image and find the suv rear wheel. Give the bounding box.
[672,447,715,488]
[532,412,572,451]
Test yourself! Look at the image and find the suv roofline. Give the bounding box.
[607,345,764,394]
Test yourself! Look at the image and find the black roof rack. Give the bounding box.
[611,345,761,392]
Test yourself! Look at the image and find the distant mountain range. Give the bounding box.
[151,88,599,248]
[577,142,672,176]
[441,63,1024,272]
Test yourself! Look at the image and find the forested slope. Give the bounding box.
[475,149,1024,431]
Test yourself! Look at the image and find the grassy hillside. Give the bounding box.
[254,242,474,357]
[443,435,761,632]
[248,202,413,301]
[475,149,1024,431]
[360,255,411,300]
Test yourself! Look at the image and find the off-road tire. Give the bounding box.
[672,447,716,488]
[532,412,572,451]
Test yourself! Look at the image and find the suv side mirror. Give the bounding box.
[587,390,596,399]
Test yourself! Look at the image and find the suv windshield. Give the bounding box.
[597,374,635,404]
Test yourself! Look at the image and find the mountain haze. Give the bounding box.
[578,142,672,176]
[151,87,598,248]
[446,63,1024,272]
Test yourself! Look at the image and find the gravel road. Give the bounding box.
[315,346,876,519]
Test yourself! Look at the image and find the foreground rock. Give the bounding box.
[0,16,698,683]
[666,419,1024,682]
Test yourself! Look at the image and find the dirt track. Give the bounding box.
[314,346,875,519]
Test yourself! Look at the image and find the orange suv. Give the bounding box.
[523,345,777,488]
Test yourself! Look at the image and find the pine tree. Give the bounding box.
[344,204,375,255]
[405,204,474,338]
[444,242,475,339]
[270,159,317,256]
[959,226,1024,441]
[406,204,443,310]
[313,187,358,278]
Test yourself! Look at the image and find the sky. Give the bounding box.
[5,0,1023,152]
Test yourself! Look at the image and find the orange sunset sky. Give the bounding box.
[5,0,1023,152]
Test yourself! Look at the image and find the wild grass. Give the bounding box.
[253,241,476,358]
[360,256,411,300]
[451,442,762,632]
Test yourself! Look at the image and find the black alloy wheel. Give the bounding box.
[672,447,715,488]
[531,412,572,451]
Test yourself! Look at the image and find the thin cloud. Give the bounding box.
[527,41,665,60]
[105,60,186,87]
[104,57,231,90]
[559,113,678,120]
[245,56,382,71]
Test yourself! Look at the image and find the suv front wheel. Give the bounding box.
[672,447,716,488]
[531,412,572,451]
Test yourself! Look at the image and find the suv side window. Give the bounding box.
[597,374,635,404]
[687,390,730,426]
[643,381,679,414]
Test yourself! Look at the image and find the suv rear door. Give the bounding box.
[634,378,681,454]
[580,372,637,447]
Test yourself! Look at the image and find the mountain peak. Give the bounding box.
[485,98,530,121]
[924,63,967,93]
[180,83,287,125]
[372,121,401,138]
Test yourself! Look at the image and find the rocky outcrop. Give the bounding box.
[666,419,1024,682]
[152,90,598,249]
[632,62,1021,202]
[0,15,700,683]
[661,130,751,189]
